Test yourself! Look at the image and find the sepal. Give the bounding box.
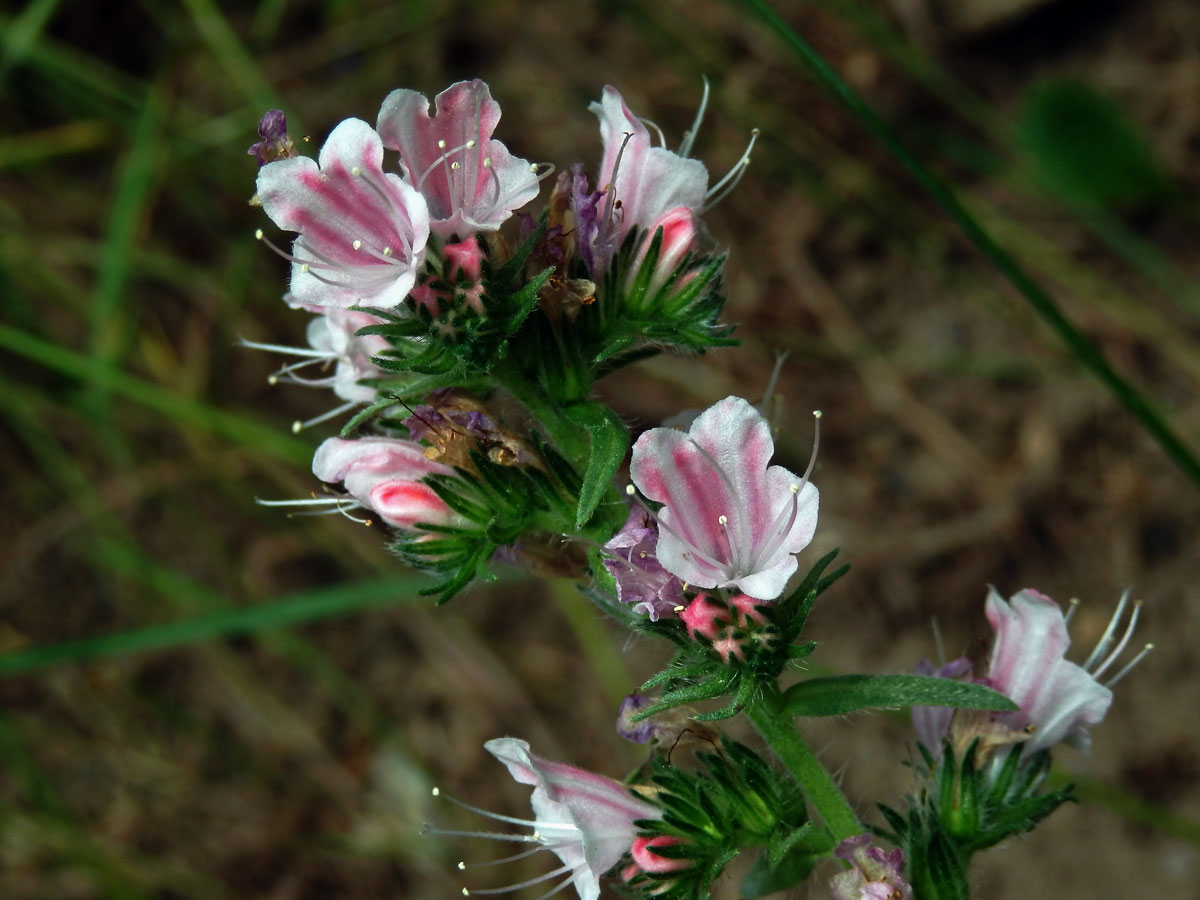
[625,739,818,900]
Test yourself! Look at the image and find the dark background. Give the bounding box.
[1,0,1198,897]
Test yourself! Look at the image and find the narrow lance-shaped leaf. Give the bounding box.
[781,674,1017,718]
[563,400,629,529]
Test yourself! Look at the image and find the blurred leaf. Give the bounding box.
[0,323,311,464]
[781,674,1016,717]
[1016,80,1168,210]
[0,577,430,677]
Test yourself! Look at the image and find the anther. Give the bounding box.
[718,515,728,525]
[451,161,461,170]
[625,484,636,495]
[255,228,264,240]
[466,140,477,149]
[438,140,447,149]
[462,889,470,896]
[353,239,362,250]
[351,166,362,176]
[432,787,441,797]
[483,157,492,168]
[458,862,466,871]
[383,247,393,256]
[291,420,303,434]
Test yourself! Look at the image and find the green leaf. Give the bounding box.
[767,822,814,870]
[1016,79,1168,210]
[741,845,819,899]
[0,578,431,676]
[781,674,1017,718]
[562,400,629,529]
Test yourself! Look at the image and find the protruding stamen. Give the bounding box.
[703,128,759,211]
[1106,643,1154,687]
[291,400,359,433]
[1082,589,1131,672]
[1064,596,1081,625]
[457,845,546,870]
[236,337,330,358]
[464,863,574,896]
[800,411,821,488]
[1091,600,1143,680]
[433,786,576,832]
[679,75,711,159]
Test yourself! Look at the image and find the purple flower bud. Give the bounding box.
[602,508,685,621]
[616,694,659,744]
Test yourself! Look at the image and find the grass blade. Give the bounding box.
[742,0,1200,490]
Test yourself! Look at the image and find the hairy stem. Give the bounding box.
[746,683,860,841]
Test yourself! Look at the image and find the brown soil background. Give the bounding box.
[1,1,1198,898]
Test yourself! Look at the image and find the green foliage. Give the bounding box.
[782,674,1016,718]
[563,399,630,529]
[1016,80,1168,210]
[879,742,1075,899]
[389,446,579,603]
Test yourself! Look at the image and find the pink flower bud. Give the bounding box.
[680,593,726,641]
[728,593,768,627]
[628,206,697,296]
[631,836,690,874]
[443,237,484,283]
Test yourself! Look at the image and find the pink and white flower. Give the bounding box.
[377,79,541,239]
[257,118,430,310]
[309,436,463,530]
[984,588,1147,755]
[629,396,819,601]
[574,82,756,276]
[468,737,662,900]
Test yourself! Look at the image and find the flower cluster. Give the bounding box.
[245,77,1150,900]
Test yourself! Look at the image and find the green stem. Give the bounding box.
[747,684,860,841]
[742,0,1200,491]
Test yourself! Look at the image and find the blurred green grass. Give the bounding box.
[2,1,1199,897]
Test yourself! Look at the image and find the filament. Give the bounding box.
[678,75,710,159]
[464,863,573,896]
[1082,589,1130,672]
[703,129,759,211]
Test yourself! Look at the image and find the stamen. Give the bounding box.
[801,411,821,487]
[1063,596,1081,626]
[417,139,480,188]
[1105,643,1154,687]
[457,845,547,870]
[422,825,543,845]
[1091,600,1143,680]
[433,787,577,832]
[532,162,556,183]
[1082,590,1131,672]
[464,863,574,896]
[678,75,710,159]
[703,128,759,211]
[639,116,667,147]
[291,399,359,432]
[236,337,330,358]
